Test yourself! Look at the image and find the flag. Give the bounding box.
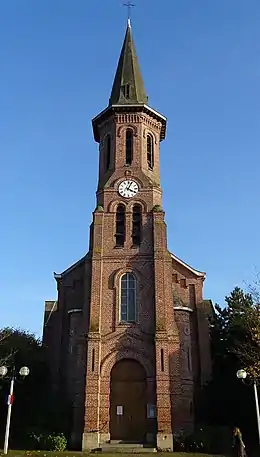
[7,395,14,405]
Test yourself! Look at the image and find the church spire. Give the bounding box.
[109,21,148,106]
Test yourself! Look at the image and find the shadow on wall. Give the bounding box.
[169,347,181,451]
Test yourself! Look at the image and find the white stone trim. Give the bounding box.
[67,308,82,314]
[170,253,206,278]
[143,104,167,121]
[53,255,86,279]
[173,306,193,313]
[53,273,62,279]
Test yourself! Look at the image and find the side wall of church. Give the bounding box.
[171,259,212,423]
[43,300,60,390]
[43,258,92,448]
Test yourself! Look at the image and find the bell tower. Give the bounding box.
[83,20,182,451]
[93,19,166,210]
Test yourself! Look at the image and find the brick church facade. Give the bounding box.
[43,20,212,451]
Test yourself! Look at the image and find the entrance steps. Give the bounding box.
[98,441,157,453]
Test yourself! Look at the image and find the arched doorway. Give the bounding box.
[110,359,147,442]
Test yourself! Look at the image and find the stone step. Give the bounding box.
[108,441,144,447]
[100,446,157,453]
[92,441,157,453]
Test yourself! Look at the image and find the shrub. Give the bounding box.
[173,430,204,453]
[28,431,45,450]
[173,426,231,454]
[28,431,67,451]
[45,433,67,451]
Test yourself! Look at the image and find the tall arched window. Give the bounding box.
[147,134,154,170]
[132,204,142,246]
[120,273,137,322]
[115,205,125,247]
[105,135,111,171]
[125,129,133,165]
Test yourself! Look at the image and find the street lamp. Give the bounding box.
[0,365,30,454]
[236,369,260,446]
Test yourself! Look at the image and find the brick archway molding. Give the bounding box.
[100,348,153,379]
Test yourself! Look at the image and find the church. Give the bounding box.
[43,19,212,452]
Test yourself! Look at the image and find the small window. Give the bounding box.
[125,129,133,165]
[91,349,95,372]
[187,348,191,372]
[160,348,164,372]
[122,84,130,99]
[120,273,137,322]
[189,284,196,306]
[147,134,154,170]
[115,205,125,247]
[105,135,111,171]
[173,273,178,283]
[132,204,142,246]
[180,278,186,288]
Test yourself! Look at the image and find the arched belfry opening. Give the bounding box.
[109,359,147,442]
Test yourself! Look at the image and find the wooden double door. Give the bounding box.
[110,359,147,442]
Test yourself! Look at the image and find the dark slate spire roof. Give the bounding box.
[109,20,148,106]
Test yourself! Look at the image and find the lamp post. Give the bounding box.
[236,369,260,446]
[0,365,30,454]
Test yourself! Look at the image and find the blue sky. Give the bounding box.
[0,0,259,338]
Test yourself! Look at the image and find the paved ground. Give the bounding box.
[0,452,225,457]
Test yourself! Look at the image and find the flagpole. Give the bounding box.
[4,373,15,454]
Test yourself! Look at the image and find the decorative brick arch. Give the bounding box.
[102,132,113,147]
[112,267,142,290]
[100,348,153,378]
[143,128,158,144]
[117,124,138,138]
[128,199,147,213]
[107,180,144,212]
[108,200,127,213]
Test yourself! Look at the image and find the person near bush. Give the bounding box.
[232,427,246,457]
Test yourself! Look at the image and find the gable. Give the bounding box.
[53,255,87,280]
[170,252,206,279]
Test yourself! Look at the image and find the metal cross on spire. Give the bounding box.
[123,1,135,23]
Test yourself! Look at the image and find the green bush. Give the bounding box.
[173,426,231,454]
[28,431,44,450]
[173,430,204,453]
[45,433,67,451]
[28,431,67,451]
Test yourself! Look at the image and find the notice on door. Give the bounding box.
[116,405,123,416]
[147,404,156,418]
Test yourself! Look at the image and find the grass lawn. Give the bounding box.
[0,452,226,457]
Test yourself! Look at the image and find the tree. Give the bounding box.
[0,327,67,448]
[0,329,47,443]
[202,287,259,451]
[214,287,259,367]
[234,302,260,378]
[240,277,260,378]
[0,329,15,366]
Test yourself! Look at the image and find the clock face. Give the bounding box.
[118,180,139,198]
